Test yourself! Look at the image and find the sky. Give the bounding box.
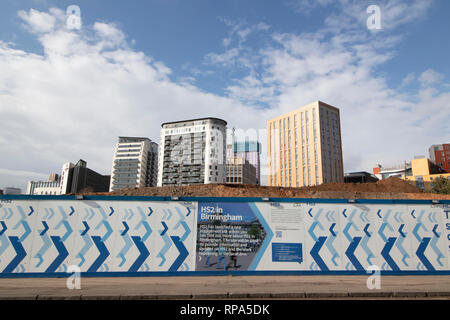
[0,0,449,191]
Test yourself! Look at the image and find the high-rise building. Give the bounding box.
[429,143,450,173]
[267,101,344,187]
[227,141,261,185]
[225,157,257,185]
[158,118,227,186]
[109,137,158,192]
[27,160,110,195]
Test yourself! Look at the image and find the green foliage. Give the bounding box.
[248,224,261,239]
[430,176,450,194]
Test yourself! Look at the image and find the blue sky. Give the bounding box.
[0,0,449,190]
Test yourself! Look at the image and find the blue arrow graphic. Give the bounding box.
[28,206,34,216]
[76,234,92,267]
[381,237,400,271]
[13,221,31,243]
[308,221,324,242]
[430,234,444,267]
[117,234,133,267]
[160,221,168,236]
[88,236,110,272]
[40,221,49,236]
[148,207,153,217]
[108,207,114,216]
[363,224,371,237]
[186,207,191,217]
[45,236,69,273]
[377,209,382,219]
[329,223,337,237]
[0,221,7,236]
[395,235,409,266]
[81,221,90,236]
[3,236,26,273]
[345,236,364,271]
[128,236,150,272]
[157,233,172,267]
[416,237,435,271]
[121,221,129,236]
[34,232,52,268]
[360,233,374,265]
[59,221,73,242]
[95,220,113,243]
[342,209,347,218]
[0,234,9,258]
[310,236,329,271]
[169,236,188,272]
[308,208,313,217]
[325,230,339,266]
[432,224,440,238]
[411,210,416,219]
[398,224,406,238]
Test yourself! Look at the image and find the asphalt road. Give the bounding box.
[0,275,449,299]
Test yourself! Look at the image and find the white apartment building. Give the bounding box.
[157,118,227,186]
[109,137,158,192]
[27,162,75,195]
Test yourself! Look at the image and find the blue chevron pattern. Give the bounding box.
[361,224,374,265]
[416,237,435,271]
[88,236,110,272]
[0,200,449,275]
[117,233,133,267]
[345,237,364,271]
[169,236,188,272]
[157,232,172,267]
[381,237,399,271]
[396,225,409,266]
[310,236,328,271]
[77,234,93,267]
[3,236,26,273]
[128,236,150,272]
[46,236,69,273]
[0,222,7,236]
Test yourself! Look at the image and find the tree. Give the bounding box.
[430,176,450,194]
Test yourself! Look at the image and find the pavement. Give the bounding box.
[0,275,449,299]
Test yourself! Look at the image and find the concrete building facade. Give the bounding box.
[267,101,344,187]
[226,157,257,185]
[109,137,158,192]
[227,141,261,185]
[158,118,227,186]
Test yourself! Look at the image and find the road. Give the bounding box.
[0,275,449,299]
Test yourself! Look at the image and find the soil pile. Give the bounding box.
[84,177,450,200]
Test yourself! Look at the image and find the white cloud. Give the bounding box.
[400,72,415,88]
[418,69,444,87]
[0,8,268,191]
[203,0,448,173]
[205,48,240,67]
[18,8,56,33]
[1,3,448,192]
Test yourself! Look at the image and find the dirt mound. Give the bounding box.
[84,177,450,200]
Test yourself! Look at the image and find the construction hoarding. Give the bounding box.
[0,195,449,276]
